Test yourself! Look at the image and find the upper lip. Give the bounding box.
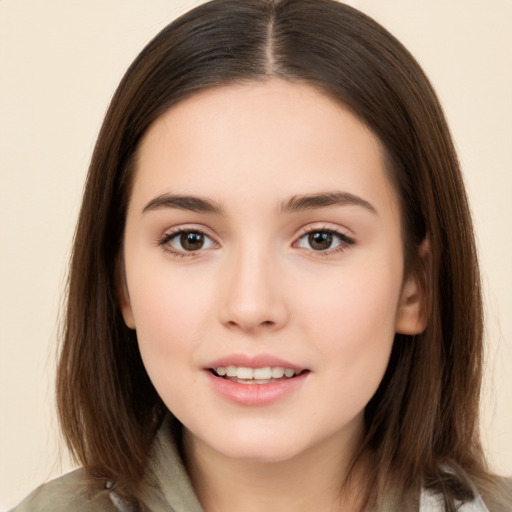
[206,353,305,371]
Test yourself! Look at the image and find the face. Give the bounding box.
[120,79,424,464]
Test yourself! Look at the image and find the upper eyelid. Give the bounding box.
[162,224,219,240]
[296,223,354,239]
[158,227,219,259]
[297,230,353,243]
[156,226,220,254]
[294,225,356,250]
[158,223,355,246]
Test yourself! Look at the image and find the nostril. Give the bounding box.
[225,319,276,330]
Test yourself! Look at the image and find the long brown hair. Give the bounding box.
[57,0,494,508]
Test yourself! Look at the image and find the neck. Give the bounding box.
[182,424,369,512]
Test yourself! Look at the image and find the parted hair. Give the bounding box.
[57,0,496,509]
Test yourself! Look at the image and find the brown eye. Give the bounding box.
[308,231,333,250]
[180,231,205,251]
[164,230,216,253]
[295,229,354,253]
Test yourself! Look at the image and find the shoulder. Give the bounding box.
[494,475,512,495]
[9,469,116,512]
[483,475,512,512]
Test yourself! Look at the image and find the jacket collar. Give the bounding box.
[131,418,489,512]
[141,417,204,512]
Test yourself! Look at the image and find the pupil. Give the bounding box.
[309,231,332,250]
[181,232,204,251]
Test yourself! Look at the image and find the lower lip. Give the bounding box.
[205,371,309,406]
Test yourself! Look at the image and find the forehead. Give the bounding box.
[131,79,398,217]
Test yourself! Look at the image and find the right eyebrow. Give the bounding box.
[141,194,224,215]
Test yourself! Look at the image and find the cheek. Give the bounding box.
[301,257,401,331]
[125,263,214,384]
[296,257,402,379]
[128,254,216,335]
[131,280,207,414]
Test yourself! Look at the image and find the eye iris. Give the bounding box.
[180,232,204,251]
[308,231,333,250]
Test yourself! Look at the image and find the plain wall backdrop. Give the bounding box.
[1,0,511,509]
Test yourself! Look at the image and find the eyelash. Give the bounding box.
[157,226,355,258]
[295,226,355,256]
[157,227,218,258]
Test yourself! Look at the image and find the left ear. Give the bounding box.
[395,237,430,335]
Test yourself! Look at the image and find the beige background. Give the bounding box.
[1,0,511,509]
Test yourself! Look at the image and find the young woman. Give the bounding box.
[11,0,511,511]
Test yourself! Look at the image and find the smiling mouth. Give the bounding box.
[209,366,307,384]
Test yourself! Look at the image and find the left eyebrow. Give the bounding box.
[279,191,377,215]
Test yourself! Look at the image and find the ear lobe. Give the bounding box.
[116,258,136,330]
[395,274,426,335]
[395,238,430,335]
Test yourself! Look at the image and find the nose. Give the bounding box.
[218,245,289,333]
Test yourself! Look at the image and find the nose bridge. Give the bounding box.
[219,238,287,332]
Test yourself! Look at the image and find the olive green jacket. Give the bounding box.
[10,424,512,512]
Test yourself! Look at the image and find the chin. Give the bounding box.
[193,423,308,463]
[217,440,304,464]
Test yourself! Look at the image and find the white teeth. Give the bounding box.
[226,365,237,377]
[236,367,253,379]
[271,367,285,378]
[215,366,299,380]
[253,367,271,379]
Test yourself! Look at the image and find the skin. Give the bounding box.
[120,79,425,511]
